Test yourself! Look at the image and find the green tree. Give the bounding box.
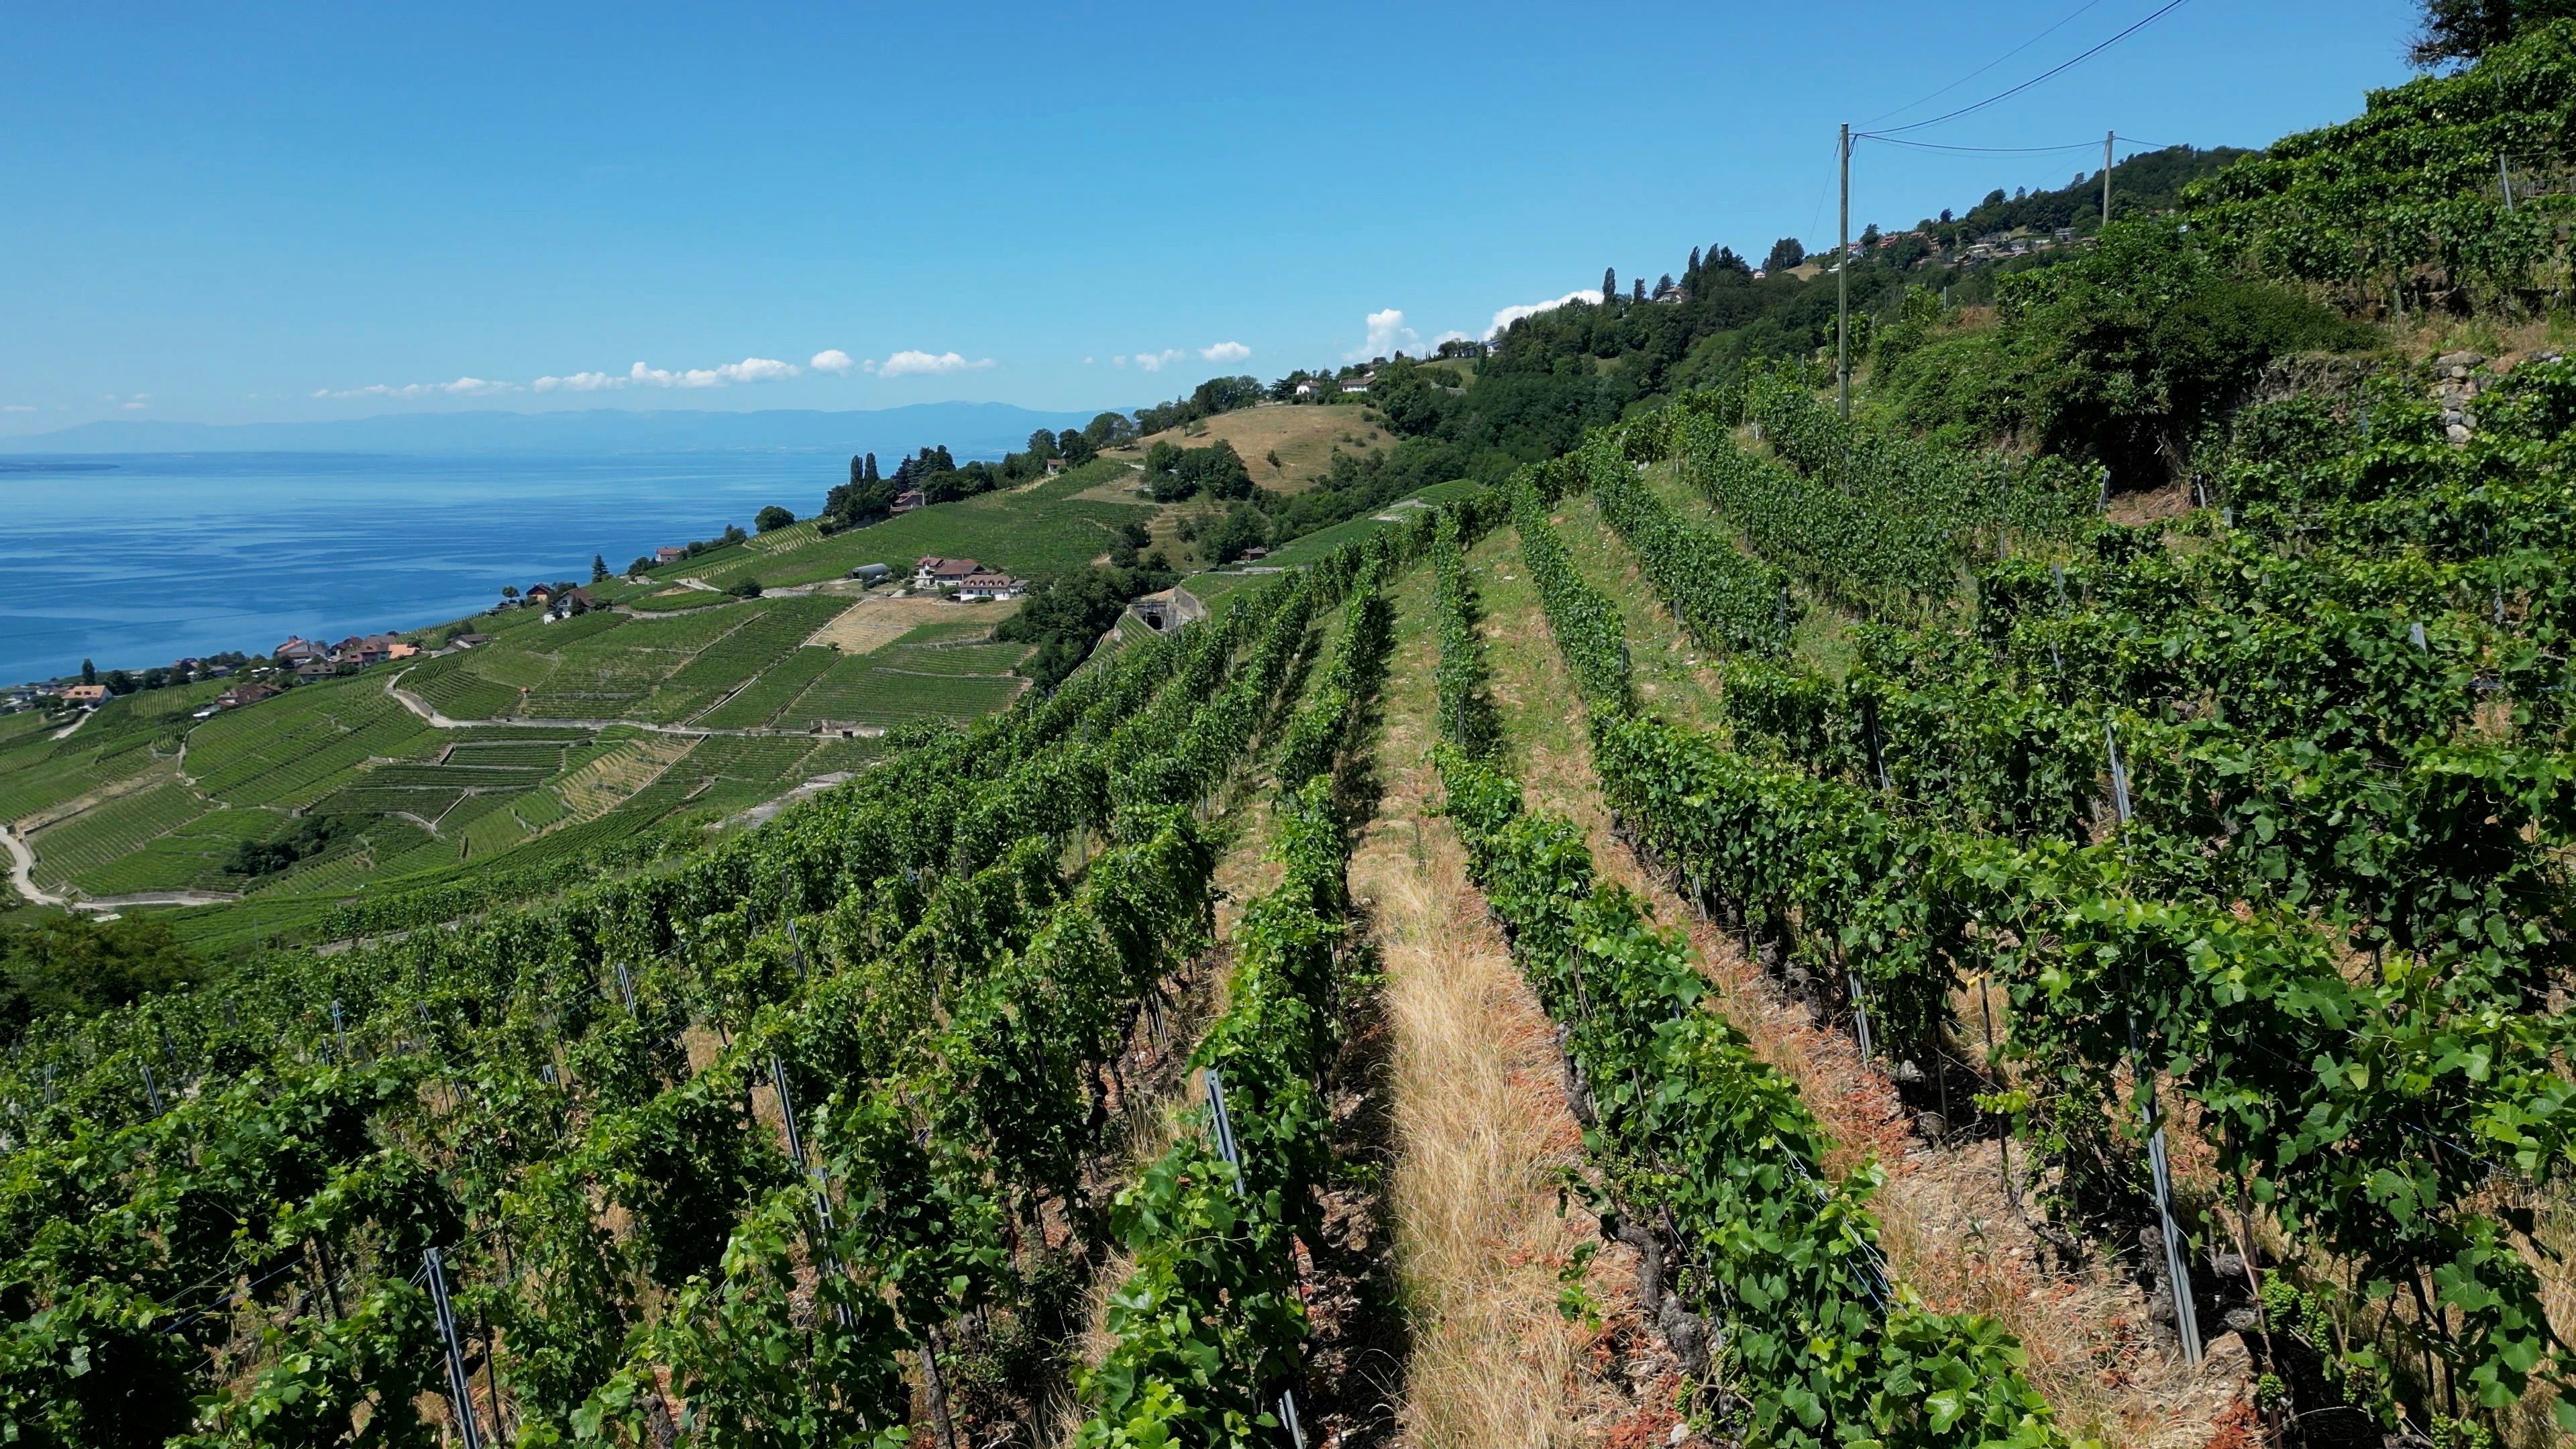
[1602,266,1617,301]
[2411,0,2576,64]
[996,563,1177,688]
[79,659,96,686]
[1881,221,2373,484]
[755,505,795,533]
[0,916,203,1035]
[1763,237,1805,272]
[591,553,610,582]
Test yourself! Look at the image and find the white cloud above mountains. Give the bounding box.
[1487,290,1603,338]
[543,358,802,390]
[313,376,513,400]
[863,350,994,378]
[1116,341,1249,372]
[810,349,856,374]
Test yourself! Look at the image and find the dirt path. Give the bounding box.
[1,828,65,907]
[1347,567,1694,1448]
[1467,521,2255,1449]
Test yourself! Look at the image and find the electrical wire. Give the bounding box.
[1859,0,2111,129]
[1863,136,2104,155]
[1862,0,2194,139]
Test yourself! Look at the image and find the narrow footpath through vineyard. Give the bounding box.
[1350,564,1693,1446]
[1446,496,2259,1449]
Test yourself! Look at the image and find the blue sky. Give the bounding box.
[1,0,2421,433]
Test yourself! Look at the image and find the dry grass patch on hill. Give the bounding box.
[1108,405,1396,495]
[803,596,1019,655]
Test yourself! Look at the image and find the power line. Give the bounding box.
[1859,0,2112,129]
[1862,0,2194,140]
[1862,136,2104,155]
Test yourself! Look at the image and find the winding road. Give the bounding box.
[1,827,64,908]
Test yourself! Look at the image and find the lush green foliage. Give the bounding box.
[2190,19,2576,309]
[1428,543,2070,1449]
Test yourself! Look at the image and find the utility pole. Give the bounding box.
[1837,122,1852,419]
[2102,131,2114,225]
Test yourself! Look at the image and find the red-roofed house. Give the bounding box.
[914,556,983,590]
[953,572,1025,602]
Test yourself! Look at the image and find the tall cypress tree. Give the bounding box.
[1688,246,1701,276]
[1602,266,1617,302]
[865,451,879,482]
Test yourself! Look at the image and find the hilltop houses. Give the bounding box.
[915,556,983,590]
[914,556,1024,601]
[953,571,1026,602]
[542,587,596,623]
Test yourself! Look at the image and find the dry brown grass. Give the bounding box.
[803,596,1019,654]
[1109,405,1396,495]
[1349,570,1672,1447]
[1358,802,1599,1447]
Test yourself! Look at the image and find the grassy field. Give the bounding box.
[189,680,443,807]
[1108,402,1396,495]
[1189,478,1486,611]
[682,460,1157,590]
[28,782,212,890]
[775,653,1025,731]
[698,645,838,727]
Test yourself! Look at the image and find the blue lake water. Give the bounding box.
[0,452,841,686]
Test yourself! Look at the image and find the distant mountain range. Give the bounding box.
[0,402,1111,458]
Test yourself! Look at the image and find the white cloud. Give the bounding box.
[862,350,996,378]
[528,358,801,392]
[1132,349,1185,372]
[1084,356,1096,365]
[1488,290,1602,338]
[624,357,800,388]
[1347,308,1424,362]
[533,371,617,392]
[1199,341,1252,364]
[1,405,33,413]
[810,349,855,374]
[316,376,516,400]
